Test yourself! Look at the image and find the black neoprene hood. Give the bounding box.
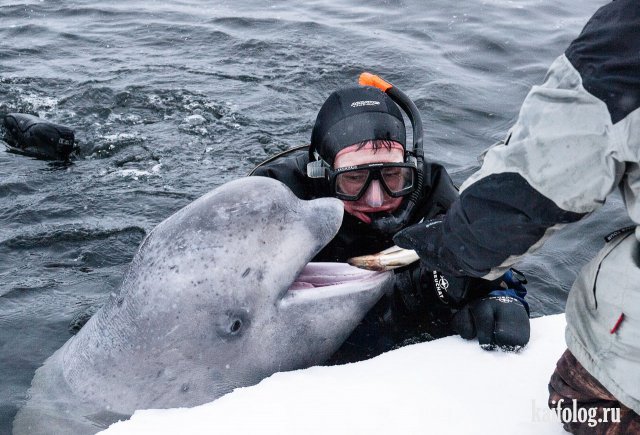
[310,86,407,166]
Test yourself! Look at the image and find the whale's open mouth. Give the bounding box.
[288,262,386,291]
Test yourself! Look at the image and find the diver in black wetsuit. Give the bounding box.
[2,113,76,160]
[251,75,531,363]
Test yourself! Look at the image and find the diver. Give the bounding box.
[2,113,76,161]
[250,73,531,363]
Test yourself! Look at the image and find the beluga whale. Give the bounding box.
[13,176,394,434]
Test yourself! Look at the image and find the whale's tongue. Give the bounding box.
[289,262,382,291]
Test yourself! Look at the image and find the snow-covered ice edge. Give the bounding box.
[101,314,568,435]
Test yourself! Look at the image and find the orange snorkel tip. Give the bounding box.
[359,72,393,92]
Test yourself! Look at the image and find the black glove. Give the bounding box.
[451,269,530,351]
[393,260,508,312]
[393,263,479,313]
[393,218,463,276]
[390,263,475,343]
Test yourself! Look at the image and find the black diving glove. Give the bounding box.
[393,218,463,276]
[393,259,502,312]
[393,263,472,312]
[451,268,530,351]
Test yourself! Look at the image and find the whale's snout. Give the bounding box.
[303,196,344,249]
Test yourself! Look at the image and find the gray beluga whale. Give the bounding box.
[13,176,394,435]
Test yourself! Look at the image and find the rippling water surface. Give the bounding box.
[0,0,627,431]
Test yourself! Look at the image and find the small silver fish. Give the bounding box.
[348,245,420,271]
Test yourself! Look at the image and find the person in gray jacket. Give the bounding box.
[391,0,640,433]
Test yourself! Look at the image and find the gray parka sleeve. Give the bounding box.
[432,0,640,279]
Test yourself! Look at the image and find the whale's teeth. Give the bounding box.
[347,246,419,271]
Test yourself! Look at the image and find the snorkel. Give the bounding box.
[358,73,425,234]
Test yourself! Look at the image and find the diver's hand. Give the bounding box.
[393,218,462,276]
[451,289,530,351]
[393,262,482,312]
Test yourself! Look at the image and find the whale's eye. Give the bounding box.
[216,310,249,339]
[230,319,242,334]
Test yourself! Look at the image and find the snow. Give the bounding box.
[100,314,568,435]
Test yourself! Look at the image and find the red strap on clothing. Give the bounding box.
[610,313,625,334]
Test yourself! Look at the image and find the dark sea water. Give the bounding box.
[0,0,630,431]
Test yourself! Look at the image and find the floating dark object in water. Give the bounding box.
[2,113,76,160]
